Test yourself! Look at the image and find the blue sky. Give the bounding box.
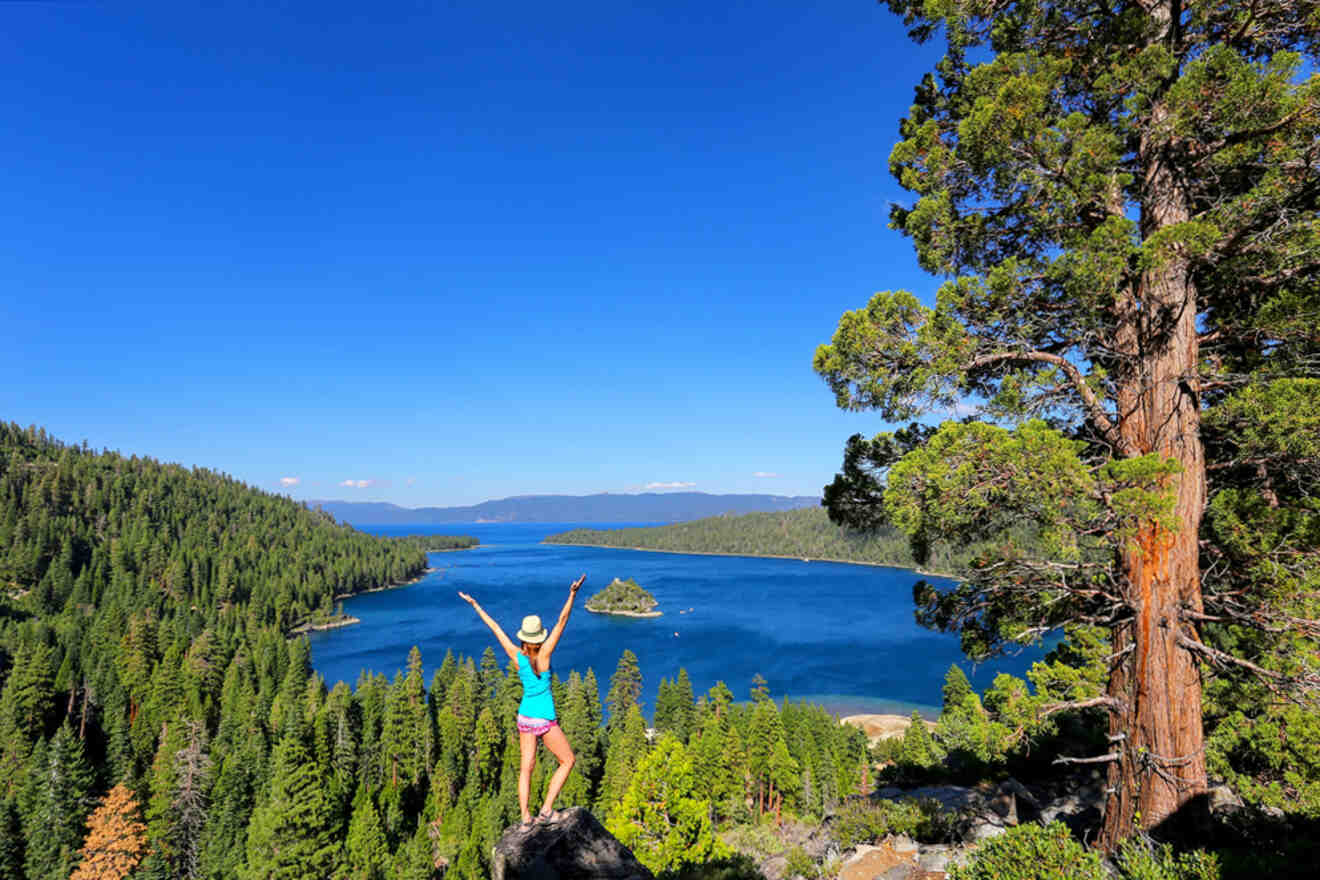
[2,0,949,506]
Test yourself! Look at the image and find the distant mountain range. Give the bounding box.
[309,492,820,525]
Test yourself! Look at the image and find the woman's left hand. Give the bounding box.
[570,574,586,594]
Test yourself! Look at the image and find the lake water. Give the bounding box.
[307,523,1047,718]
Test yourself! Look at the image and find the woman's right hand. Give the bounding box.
[458,591,476,606]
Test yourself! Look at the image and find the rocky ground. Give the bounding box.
[491,774,1253,880]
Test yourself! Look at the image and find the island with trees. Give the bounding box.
[583,577,662,617]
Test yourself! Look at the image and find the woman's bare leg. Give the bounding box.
[518,731,538,822]
[538,725,576,816]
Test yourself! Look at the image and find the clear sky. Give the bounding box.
[2,0,950,507]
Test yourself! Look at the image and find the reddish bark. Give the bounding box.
[1100,38,1209,845]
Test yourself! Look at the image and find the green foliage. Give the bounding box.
[885,420,1096,566]
[783,845,820,879]
[819,0,1320,848]
[0,424,879,877]
[584,577,659,614]
[343,786,389,880]
[606,736,728,874]
[812,289,969,419]
[822,427,936,532]
[605,650,643,731]
[658,852,764,880]
[597,704,649,811]
[23,724,94,880]
[1206,701,1320,818]
[941,665,973,713]
[829,797,953,848]
[949,821,1107,880]
[1115,838,1220,880]
[897,711,944,773]
[241,734,341,880]
[548,505,976,573]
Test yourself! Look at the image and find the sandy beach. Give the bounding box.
[841,713,938,744]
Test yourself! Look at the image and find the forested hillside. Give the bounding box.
[545,506,982,573]
[0,423,870,879]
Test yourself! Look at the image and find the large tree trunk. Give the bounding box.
[1100,18,1208,844]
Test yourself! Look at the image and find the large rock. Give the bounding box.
[837,841,948,880]
[491,807,654,880]
[870,778,1046,842]
[838,843,909,880]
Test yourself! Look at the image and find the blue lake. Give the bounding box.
[308,523,1047,718]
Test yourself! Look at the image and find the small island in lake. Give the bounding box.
[584,577,662,617]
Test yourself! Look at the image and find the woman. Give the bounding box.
[458,573,586,827]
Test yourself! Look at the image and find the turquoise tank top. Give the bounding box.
[517,652,555,721]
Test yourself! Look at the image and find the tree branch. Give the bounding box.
[966,350,1133,455]
[1041,695,1124,717]
[1053,752,1120,765]
[1177,634,1286,681]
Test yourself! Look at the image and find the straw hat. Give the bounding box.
[517,614,548,644]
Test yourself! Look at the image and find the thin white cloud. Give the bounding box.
[753,472,780,479]
[339,479,375,489]
[945,401,979,418]
[645,481,696,490]
[279,476,300,487]
[406,477,417,487]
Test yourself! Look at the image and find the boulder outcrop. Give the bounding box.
[491,807,654,880]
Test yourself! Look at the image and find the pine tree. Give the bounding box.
[70,784,148,880]
[605,651,642,732]
[0,642,56,790]
[671,668,695,744]
[471,707,502,794]
[653,678,676,733]
[768,738,800,822]
[171,721,211,880]
[816,0,1320,849]
[745,700,785,816]
[720,724,750,822]
[432,649,457,706]
[605,736,727,875]
[596,704,648,812]
[241,734,341,880]
[145,721,183,875]
[24,723,95,880]
[897,712,942,773]
[388,825,436,880]
[0,800,25,880]
[941,665,973,714]
[706,681,733,720]
[342,786,389,880]
[554,672,598,807]
[199,747,257,880]
[477,647,501,703]
[690,718,724,806]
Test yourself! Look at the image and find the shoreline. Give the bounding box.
[584,606,663,618]
[839,713,938,745]
[334,565,437,601]
[291,615,362,634]
[542,541,953,578]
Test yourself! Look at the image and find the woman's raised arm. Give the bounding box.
[458,591,519,661]
[540,574,585,662]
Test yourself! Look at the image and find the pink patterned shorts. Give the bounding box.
[516,715,558,736]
